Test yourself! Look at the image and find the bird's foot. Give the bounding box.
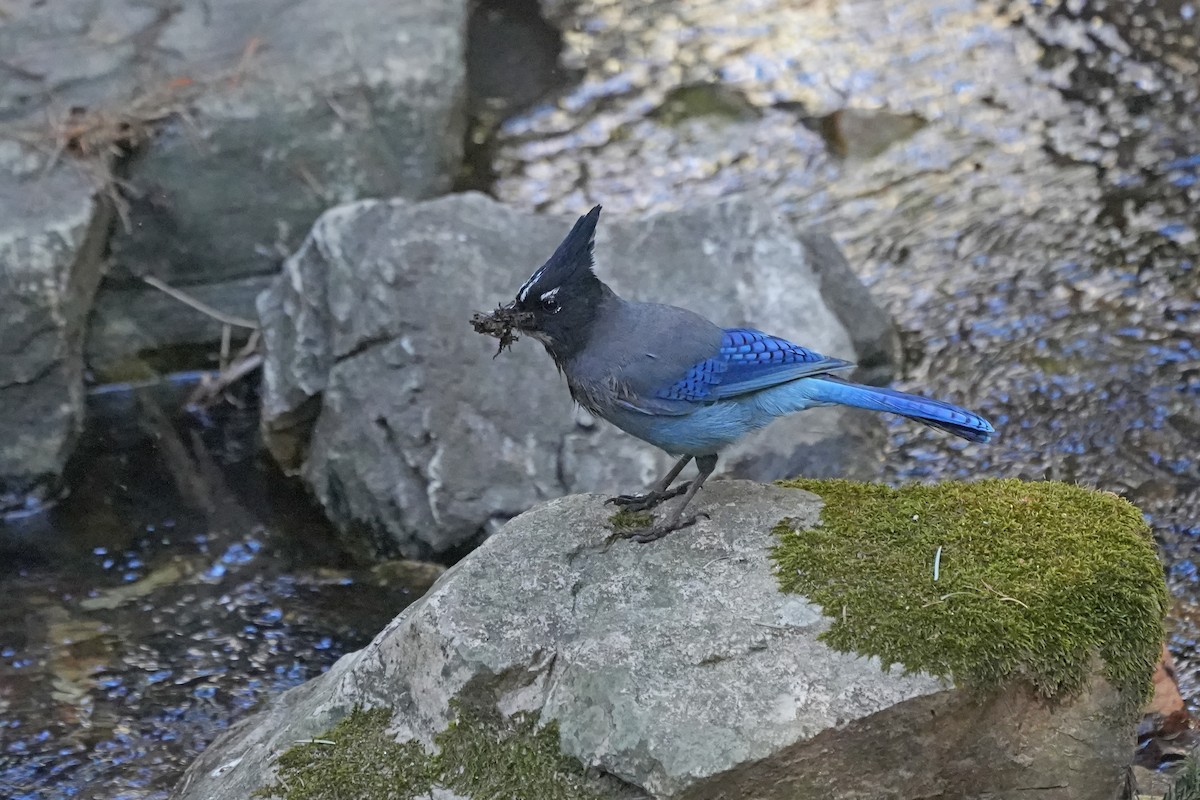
[608,512,709,544]
[605,482,690,512]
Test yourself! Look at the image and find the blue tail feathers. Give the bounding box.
[808,377,995,443]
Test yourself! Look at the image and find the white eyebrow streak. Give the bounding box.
[540,287,560,302]
[517,267,545,301]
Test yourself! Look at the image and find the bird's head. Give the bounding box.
[503,205,610,361]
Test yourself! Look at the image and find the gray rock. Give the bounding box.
[0,0,467,367]
[171,482,1134,800]
[796,230,899,386]
[427,789,471,800]
[258,193,898,557]
[107,0,466,284]
[0,142,112,512]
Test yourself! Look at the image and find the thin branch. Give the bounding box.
[980,580,1029,609]
[141,275,258,329]
[750,620,792,631]
[186,352,263,409]
[219,323,232,372]
[185,330,262,408]
[294,161,328,201]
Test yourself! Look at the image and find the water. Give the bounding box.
[0,382,429,799]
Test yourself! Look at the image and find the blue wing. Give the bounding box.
[655,328,852,403]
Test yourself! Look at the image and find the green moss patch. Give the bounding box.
[257,706,604,800]
[256,708,428,799]
[771,479,1167,708]
[437,712,602,800]
[608,509,654,531]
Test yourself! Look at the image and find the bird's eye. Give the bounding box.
[540,297,560,313]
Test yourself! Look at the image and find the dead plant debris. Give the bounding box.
[471,305,534,357]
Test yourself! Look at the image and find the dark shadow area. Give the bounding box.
[456,0,575,194]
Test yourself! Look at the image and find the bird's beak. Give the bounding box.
[502,300,537,331]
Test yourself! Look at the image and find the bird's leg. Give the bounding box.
[606,455,693,511]
[617,454,718,544]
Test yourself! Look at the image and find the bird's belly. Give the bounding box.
[602,400,771,456]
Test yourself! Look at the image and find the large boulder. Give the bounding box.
[171,479,1159,800]
[258,193,900,558]
[0,141,112,513]
[0,0,467,374]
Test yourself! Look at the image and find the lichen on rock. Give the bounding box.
[771,478,1168,711]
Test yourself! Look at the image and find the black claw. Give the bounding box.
[610,496,654,512]
[611,513,706,544]
[604,482,690,512]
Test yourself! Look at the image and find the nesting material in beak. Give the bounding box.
[470,303,536,357]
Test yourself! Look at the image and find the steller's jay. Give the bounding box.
[487,206,994,542]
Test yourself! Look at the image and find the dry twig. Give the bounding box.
[133,275,264,407]
[142,275,258,329]
[979,580,1029,609]
[186,332,264,410]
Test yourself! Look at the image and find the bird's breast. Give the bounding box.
[564,374,612,417]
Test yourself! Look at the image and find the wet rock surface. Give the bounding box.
[172,482,1136,800]
[259,193,898,558]
[0,142,112,513]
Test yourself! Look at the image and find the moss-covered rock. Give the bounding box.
[258,706,607,800]
[771,478,1168,711]
[173,481,1148,800]
[255,709,432,800]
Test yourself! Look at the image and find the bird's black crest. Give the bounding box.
[518,205,602,301]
